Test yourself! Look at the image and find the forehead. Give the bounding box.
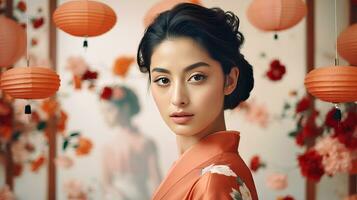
[150,37,215,72]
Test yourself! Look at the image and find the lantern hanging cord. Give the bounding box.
[26,0,29,67]
[334,0,339,66]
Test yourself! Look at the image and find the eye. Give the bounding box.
[188,74,207,82]
[153,77,170,86]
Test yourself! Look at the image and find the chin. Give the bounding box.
[169,124,201,137]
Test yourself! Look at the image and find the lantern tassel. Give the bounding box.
[333,104,342,121]
[274,33,278,40]
[25,104,32,114]
[83,39,88,48]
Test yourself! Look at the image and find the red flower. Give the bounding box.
[100,87,113,100]
[266,59,286,81]
[250,155,265,172]
[17,1,26,12]
[325,107,339,128]
[298,150,324,182]
[277,195,295,200]
[76,137,93,156]
[31,38,38,47]
[13,163,23,177]
[333,111,357,150]
[295,96,311,113]
[31,156,45,172]
[82,70,98,80]
[32,17,44,29]
[295,109,323,146]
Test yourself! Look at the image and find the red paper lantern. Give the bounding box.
[53,0,116,37]
[247,0,307,32]
[337,24,357,66]
[0,16,26,68]
[0,67,60,99]
[144,0,201,27]
[304,66,357,103]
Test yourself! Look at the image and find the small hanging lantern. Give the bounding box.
[246,0,307,39]
[53,0,117,48]
[0,67,60,99]
[0,16,26,68]
[143,0,201,27]
[304,66,357,103]
[0,67,61,114]
[337,24,357,66]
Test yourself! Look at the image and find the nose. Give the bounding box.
[171,81,189,107]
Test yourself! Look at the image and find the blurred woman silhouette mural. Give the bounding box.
[99,85,162,200]
[137,3,258,200]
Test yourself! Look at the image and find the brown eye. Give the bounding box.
[189,74,207,82]
[153,77,170,86]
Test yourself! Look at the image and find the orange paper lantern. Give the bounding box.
[247,0,307,32]
[0,16,26,68]
[53,0,116,37]
[337,24,357,66]
[144,0,201,27]
[304,66,357,103]
[0,67,60,99]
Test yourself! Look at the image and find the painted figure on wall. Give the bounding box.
[100,85,162,200]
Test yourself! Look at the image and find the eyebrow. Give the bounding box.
[151,62,210,74]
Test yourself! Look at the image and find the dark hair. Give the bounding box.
[137,3,254,109]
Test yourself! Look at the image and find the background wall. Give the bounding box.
[55,0,350,199]
[0,0,353,199]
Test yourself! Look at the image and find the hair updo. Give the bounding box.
[137,3,254,109]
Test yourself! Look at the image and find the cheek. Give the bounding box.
[151,86,168,113]
[192,81,224,109]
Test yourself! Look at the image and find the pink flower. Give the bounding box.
[0,185,15,200]
[245,103,269,128]
[63,179,87,200]
[11,139,29,163]
[66,57,89,76]
[314,135,352,175]
[266,173,288,190]
[54,155,73,169]
[241,99,269,128]
[112,88,125,100]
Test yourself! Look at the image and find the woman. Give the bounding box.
[100,85,162,200]
[137,3,258,200]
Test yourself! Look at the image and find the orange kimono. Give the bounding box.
[152,130,258,200]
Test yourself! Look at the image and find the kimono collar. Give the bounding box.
[153,130,240,199]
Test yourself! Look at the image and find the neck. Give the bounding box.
[176,111,226,155]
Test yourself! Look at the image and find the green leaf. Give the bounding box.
[289,131,298,137]
[63,139,69,151]
[236,177,244,185]
[37,121,47,131]
[12,131,21,141]
[69,132,80,137]
[284,102,291,110]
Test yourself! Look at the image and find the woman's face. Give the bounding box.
[150,37,228,136]
[100,101,121,127]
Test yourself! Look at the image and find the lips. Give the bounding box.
[170,112,194,124]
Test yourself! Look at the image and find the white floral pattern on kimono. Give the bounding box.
[201,164,253,200]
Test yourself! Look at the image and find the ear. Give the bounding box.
[224,67,239,95]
